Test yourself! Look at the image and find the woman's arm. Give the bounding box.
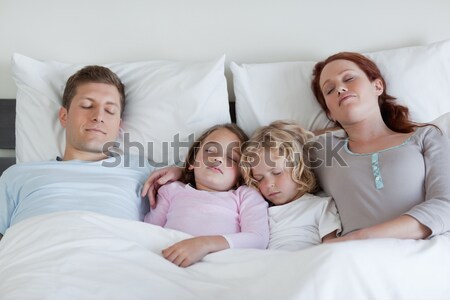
[325,215,431,243]
[405,127,450,237]
[322,230,338,242]
[162,236,229,267]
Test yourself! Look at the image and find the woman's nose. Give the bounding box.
[337,86,348,95]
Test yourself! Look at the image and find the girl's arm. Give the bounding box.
[141,166,183,209]
[162,236,229,268]
[143,184,172,226]
[222,187,270,249]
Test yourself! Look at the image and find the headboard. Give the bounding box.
[0,99,16,174]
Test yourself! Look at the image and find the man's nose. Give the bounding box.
[92,108,104,123]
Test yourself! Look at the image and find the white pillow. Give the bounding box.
[231,61,333,136]
[12,53,230,164]
[432,112,450,139]
[231,39,450,136]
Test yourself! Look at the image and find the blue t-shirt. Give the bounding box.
[0,155,153,235]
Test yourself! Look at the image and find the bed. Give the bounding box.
[1,39,450,300]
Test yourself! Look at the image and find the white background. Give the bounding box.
[1,0,450,100]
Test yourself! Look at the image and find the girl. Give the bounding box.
[240,120,341,251]
[311,52,450,241]
[144,123,269,267]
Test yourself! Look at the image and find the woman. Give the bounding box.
[310,52,450,242]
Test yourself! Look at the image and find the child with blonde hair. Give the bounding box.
[241,120,341,251]
[145,123,269,267]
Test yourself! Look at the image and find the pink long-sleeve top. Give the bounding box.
[144,181,269,249]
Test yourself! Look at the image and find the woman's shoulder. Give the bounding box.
[410,124,448,145]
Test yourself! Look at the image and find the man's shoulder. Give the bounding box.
[0,160,59,182]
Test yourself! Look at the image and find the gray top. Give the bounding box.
[313,126,450,236]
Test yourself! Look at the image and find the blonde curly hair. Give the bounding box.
[240,120,318,197]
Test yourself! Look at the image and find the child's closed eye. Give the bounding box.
[205,148,217,154]
[253,176,263,182]
[227,155,238,163]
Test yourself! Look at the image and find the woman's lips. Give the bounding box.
[338,93,356,106]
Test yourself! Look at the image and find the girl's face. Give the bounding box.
[319,59,383,126]
[251,150,300,206]
[189,128,242,192]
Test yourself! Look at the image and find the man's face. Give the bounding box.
[59,82,122,160]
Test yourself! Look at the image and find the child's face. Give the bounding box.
[251,150,300,205]
[189,128,242,192]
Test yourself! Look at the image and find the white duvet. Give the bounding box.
[0,211,449,300]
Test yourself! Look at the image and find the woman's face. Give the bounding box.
[319,59,383,126]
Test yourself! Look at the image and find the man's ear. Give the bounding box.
[374,78,384,96]
[59,107,68,128]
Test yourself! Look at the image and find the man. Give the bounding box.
[0,66,179,241]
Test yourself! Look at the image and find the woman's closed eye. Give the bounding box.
[344,76,354,82]
[325,86,335,95]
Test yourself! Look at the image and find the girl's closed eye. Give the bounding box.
[227,155,238,163]
[205,147,217,154]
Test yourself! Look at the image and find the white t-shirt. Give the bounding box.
[268,193,341,251]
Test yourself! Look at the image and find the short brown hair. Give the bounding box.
[182,123,249,188]
[62,65,126,117]
[241,120,318,198]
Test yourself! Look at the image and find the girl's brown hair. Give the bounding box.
[311,52,421,133]
[182,123,249,188]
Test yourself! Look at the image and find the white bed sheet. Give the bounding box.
[0,211,449,300]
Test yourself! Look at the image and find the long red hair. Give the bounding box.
[311,52,418,133]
